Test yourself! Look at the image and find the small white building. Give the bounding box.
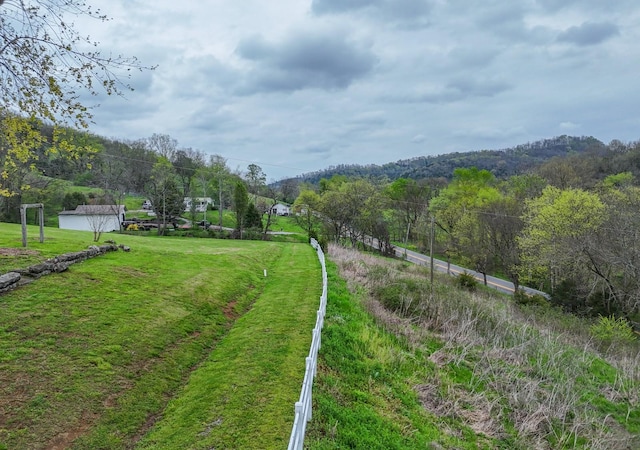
[184,197,213,213]
[270,203,291,216]
[58,205,125,232]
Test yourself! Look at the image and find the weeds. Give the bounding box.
[590,315,637,349]
[315,244,640,449]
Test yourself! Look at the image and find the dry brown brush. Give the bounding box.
[328,243,640,449]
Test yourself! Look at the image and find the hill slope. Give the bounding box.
[0,224,320,449]
[305,244,640,449]
[291,135,605,183]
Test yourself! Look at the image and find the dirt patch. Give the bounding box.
[47,415,96,450]
[0,247,39,257]
[129,411,163,447]
[223,300,238,320]
[415,382,505,439]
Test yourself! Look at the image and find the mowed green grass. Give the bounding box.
[0,223,321,449]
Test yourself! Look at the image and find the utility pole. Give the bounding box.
[430,215,435,291]
[404,221,410,259]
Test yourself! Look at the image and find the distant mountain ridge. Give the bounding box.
[293,135,605,183]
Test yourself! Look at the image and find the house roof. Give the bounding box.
[59,205,125,216]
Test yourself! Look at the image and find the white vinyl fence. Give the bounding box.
[287,238,328,450]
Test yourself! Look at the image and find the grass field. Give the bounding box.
[0,223,321,449]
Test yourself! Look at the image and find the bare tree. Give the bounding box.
[245,163,266,202]
[83,205,120,242]
[146,134,178,161]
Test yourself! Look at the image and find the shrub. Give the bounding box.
[455,271,477,292]
[62,192,87,210]
[590,315,636,347]
[372,278,424,317]
[318,236,328,253]
[514,289,549,307]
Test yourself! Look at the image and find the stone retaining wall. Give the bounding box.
[0,244,121,294]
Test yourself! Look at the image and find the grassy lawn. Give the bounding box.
[137,243,321,449]
[265,215,305,234]
[0,223,320,449]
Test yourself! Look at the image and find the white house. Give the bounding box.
[58,205,125,232]
[184,197,213,213]
[270,203,291,216]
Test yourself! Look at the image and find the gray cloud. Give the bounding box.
[349,111,386,126]
[168,55,238,100]
[536,0,637,13]
[235,28,377,93]
[298,144,333,156]
[311,0,373,14]
[186,106,238,133]
[83,0,640,180]
[557,22,619,46]
[469,2,529,40]
[407,78,511,104]
[311,0,432,27]
[444,47,501,70]
[448,78,512,97]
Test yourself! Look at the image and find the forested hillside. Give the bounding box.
[290,135,607,184]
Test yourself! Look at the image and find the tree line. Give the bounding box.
[293,141,640,324]
[0,115,292,237]
[289,135,607,184]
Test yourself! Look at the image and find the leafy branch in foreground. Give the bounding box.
[0,0,152,127]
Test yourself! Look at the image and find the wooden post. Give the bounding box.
[20,203,45,247]
[39,206,44,243]
[20,205,27,247]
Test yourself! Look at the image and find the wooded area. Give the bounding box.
[290,138,640,326]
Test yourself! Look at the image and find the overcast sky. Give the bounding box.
[80,0,640,181]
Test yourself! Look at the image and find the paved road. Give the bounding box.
[393,245,549,298]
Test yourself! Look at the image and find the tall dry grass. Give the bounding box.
[328,243,640,449]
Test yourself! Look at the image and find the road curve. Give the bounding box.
[393,245,549,298]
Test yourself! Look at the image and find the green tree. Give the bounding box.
[62,192,87,211]
[480,196,525,291]
[245,163,266,202]
[430,167,499,273]
[519,186,606,302]
[585,179,640,316]
[257,184,280,239]
[0,115,47,220]
[244,202,263,230]
[360,189,394,255]
[385,178,432,243]
[146,158,182,236]
[316,179,377,247]
[21,173,67,225]
[318,174,347,194]
[278,178,300,204]
[233,180,249,238]
[293,189,321,240]
[173,149,204,197]
[193,155,234,229]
